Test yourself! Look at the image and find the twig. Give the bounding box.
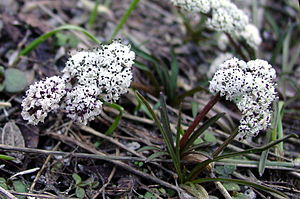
[92,148,118,199]
[0,186,18,199]
[46,133,185,193]
[81,125,177,176]
[0,144,144,161]
[8,191,72,199]
[29,142,61,192]
[226,33,249,61]
[210,173,232,199]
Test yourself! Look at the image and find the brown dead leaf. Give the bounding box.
[1,121,25,161]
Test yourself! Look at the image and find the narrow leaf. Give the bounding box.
[104,102,124,136]
[146,151,168,162]
[182,113,225,153]
[0,154,15,160]
[191,178,287,198]
[110,0,140,40]
[137,146,162,152]
[170,49,179,101]
[19,24,101,57]
[188,134,297,180]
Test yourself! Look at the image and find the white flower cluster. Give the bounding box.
[209,58,277,139]
[21,76,67,125]
[169,0,262,49]
[170,0,211,13]
[207,52,233,78]
[21,40,135,125]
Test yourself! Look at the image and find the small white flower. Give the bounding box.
[236,24,262,49]
[169,0,262,48]
[21,76,67,125]
[170,0,212,13]
[21,40,135,125]
[63,85,103,125]
[209,58,277,139]
[208,53,233,78]
[206,2,249,33]
[217,33,229,50]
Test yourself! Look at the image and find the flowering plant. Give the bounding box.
[21,40,135,125]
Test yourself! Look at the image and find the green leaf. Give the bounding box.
[55,32,68,46]
[282,25,293,73]
[203,131,217,145]
[0,66,5,92]
[182,113,225,153]
[135,91,181,180]
[191,178,288,198]
[233,193,249,199]
[103,102,124,136]
[110,0,140,40]
[215,165,236,177]
[144,192,157,199]
[13,180,27,199]
[0,154,15,160]
[0,178,8,190]
[223,182,240,191]
[88,0,100,27]
[4,68,27,93]
[159,94,181,178]
[181,182,209,199]
[174,86,207,106]
[188,134,297,180]
[19,24,101,57]
[72,174,82,185]
[75,187,85,199]
[169,49,179,101]
[146,151,169,162]
[137,146,162,152]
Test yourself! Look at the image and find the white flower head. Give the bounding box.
[21,76,67,125]
[206,2,249,33]
[63,85,103,125]
[209,58,277,139]
[208,53,233,78]
[170,0,212,13]
[236,24,262,49]
[22,40,135,125]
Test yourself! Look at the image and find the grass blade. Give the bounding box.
[182,113,225,154]
[282,26,293,73]
[135,91,182,179]
[110,0,140,40]
[19,24,101,57]
[287,42,300,72]
[159,94,174,150]
[169,49,179,101]
[0,154,15,160]
[191,178,288,198]
[146,151,169,162]
[88,0,100,27]
[188,134,297,180]
[174,86,207,106]
[103,102,124,136]
[159,94,182,178]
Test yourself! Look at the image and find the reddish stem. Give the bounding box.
[180,93,221,149]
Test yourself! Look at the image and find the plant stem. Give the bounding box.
[212,128,239,157]
[226,33,249,61]
[180,93,221,150]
